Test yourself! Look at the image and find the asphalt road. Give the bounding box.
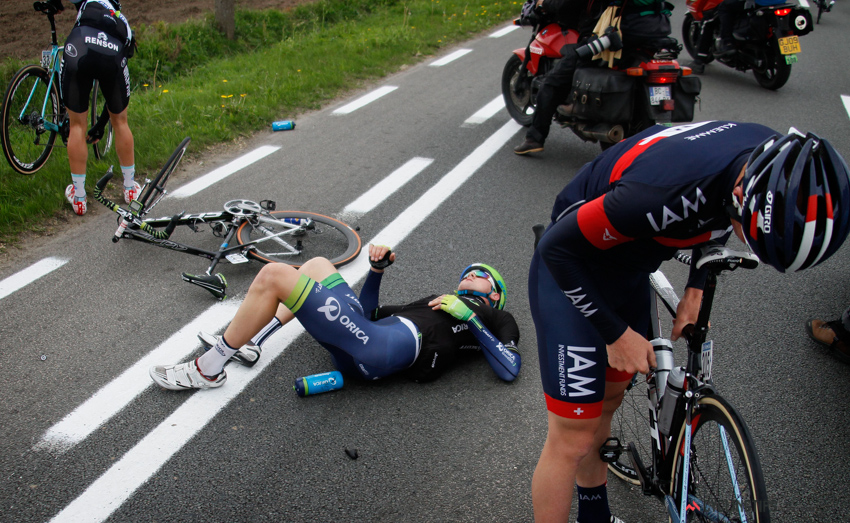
[1,5,850,522]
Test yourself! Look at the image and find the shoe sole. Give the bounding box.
[514,147,543,155]
[148,365,227,390]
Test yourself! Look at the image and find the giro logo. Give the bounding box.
[318,297,342,321]
[762,191,773,233]
[318,297,369,344]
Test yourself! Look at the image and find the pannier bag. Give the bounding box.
[671,75,701,122]
[569,68,636,123]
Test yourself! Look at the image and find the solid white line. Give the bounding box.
[36,301,241,452]
[489,25,520,38]
[463,96,505,126]
[46,119,523,523]
[170,146,281,198]
[429,48,473,66]
[0,257,67,301]
[842,95,850,121]
[332,85,398,115]
[342,157,434,216]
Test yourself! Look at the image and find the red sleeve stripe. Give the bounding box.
[577,196,632,249]
[545,393,604,419]
[610,136,667,183]
[653,231,713,248]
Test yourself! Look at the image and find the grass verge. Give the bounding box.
[0,0,520,250]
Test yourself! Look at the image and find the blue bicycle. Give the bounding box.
[0,1,112,175]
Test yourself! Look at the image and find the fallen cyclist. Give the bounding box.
[150,244,521,389]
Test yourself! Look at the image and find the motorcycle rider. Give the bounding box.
[514,0,673,155]
[687,0,742,73]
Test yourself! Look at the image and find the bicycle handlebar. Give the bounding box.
[93,169,172,242]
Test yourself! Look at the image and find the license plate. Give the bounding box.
[784,54,798,65]
[778,36,801,55]
[226,253,250,264]
[649,86,671,106]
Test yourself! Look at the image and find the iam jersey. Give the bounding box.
[540,121,777,343]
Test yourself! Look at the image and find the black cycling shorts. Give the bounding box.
[60,26,131,114]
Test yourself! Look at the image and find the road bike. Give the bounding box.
[93,137,362,300]
[604,245,770,522]
[0,1,113,175]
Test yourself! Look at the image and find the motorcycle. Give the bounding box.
[682,0,813,90]
[502,7,701,149]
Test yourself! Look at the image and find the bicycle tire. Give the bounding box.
[0,65,60,175]
[608,374,651,486]
[669,395,770,523]
[236,211,361,268]
[89,80,113,160]
[138,136,190,214]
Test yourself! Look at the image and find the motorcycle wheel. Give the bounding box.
[682,14,714,64]
[502,54,535,126]
[752,41,792,90]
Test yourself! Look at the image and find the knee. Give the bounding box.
[253,262,296,291]
[547,419,600,461]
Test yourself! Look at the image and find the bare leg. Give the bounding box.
[576,379,630,488]
[108,107,134,167]
[66,109,88,175]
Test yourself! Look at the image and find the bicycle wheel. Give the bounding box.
[236,211,361,268]
[89,80,113,160]
[0,65,60,174]
[138,136,190,214]
[608,374,651,485]
[669,395,770,522]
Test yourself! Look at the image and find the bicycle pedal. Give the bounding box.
[181,272,227,301]
[599,437,623,463]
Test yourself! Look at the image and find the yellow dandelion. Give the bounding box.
[163,89,169,93]
[222,79,228,83]
[240,94,246,97]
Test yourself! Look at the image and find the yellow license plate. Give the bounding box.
[778,36,801,55]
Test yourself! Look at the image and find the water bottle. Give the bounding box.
[283,217,305,225]
[657,366,685,435]
[293,371,343,397]
[272,120,295,131]
[650,338,674,399]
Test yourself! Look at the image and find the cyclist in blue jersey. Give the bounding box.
[528,121,850,522]
[150,244,521,390]
[49,0,138,215]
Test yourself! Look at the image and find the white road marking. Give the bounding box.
[46,119,523,523]
[332,85,398,114]
[0,257,68,301]
[170,146,281,198]
[489,25,520,38]
[842,95,850,120]
[429,48,473,66]
[798,0,809,7]
[36,300,241,452]
[463,95,506,126]
[342,157,434,216]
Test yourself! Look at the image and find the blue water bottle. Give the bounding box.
[272,120,295,131]
[294,371,343,397]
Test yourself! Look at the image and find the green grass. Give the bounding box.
[0,0,521,249]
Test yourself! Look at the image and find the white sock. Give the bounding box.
[71,173,86,199]
[121,164,135,189]
[251,317,283,347]
[197,336,237,376]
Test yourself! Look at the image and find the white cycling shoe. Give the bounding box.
[149,358,226,390]
[197,331,262,367]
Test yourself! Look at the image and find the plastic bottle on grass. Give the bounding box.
[272,120,295,131]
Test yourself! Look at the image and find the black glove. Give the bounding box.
[369,247,394,269]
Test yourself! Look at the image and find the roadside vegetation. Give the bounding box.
[0,0,519,249]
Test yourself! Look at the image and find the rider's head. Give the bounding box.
[457,263,507,309]
[728,131,850,272]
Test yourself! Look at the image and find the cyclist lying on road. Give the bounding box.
[150,244,521,389]
[528,121,850,523]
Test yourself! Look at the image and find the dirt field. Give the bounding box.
[0,0,308,63]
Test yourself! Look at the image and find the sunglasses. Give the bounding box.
[464,270,496,293]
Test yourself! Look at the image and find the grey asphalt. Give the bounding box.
[1,5,850,522]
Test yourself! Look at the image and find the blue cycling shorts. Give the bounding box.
[284,273,421,380]
[528,249,649,419]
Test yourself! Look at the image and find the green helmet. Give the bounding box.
[458,263,507,310]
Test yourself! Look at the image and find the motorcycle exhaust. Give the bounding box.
[576,123,625,144]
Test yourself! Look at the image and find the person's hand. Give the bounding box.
[429,295,475,321]
[607,327,656,374]
[671,287,703,340]
[368,244,395,272]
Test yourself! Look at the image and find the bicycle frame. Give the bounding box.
[19,10,66,136]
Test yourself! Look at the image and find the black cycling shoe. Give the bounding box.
[514,138,544,155]
[714,39,736,57]
[686,60,706,75]
[181,272,227,300]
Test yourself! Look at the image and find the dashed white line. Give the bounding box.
[798,0,810,7]
[463,95,506,126]
[46,119,524,523]
[170,146,281,198]
[0,257,68,301]
[842,94,850,120]
[342,157,434,216]
[489,25,521,38]
[332,85,398,114]
[429,48,473,66]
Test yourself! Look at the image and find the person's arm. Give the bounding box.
[428,295,521,381]
[360,244,395,316]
